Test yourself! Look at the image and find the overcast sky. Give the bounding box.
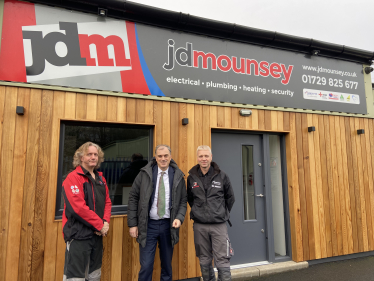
[130,0,374,82]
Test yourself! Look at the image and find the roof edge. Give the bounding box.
[26,0,374,64]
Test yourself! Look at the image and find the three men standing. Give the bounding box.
[128,144,187,281]
[187,145,235,281]
[62,142,233,281]
[62,142,112,281]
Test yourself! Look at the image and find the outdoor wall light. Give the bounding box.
[239,109,252,116]
[357,129,365,135]
[98,8,107,17]
[182,118,189,125]
[364,67,374,74]
[16,106,24,115]
[308,126,315,132]
[311,50,320,56]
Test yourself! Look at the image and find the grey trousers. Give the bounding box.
[193,222,233,268]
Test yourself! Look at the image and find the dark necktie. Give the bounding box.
[157,172,166,218]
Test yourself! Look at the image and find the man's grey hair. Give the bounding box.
[196,145,212,155]
[72,142,104,169]
[155,144,172,155]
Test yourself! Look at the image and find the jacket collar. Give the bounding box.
[142,157,179,171]
[75,165,85,175]
[141,157,184,178]
[75,165,102,177]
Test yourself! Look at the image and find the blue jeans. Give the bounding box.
[138,219,173,281]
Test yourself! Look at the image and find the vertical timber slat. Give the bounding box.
[43,90,65,281]
[110,218,123,281]
[325,115,338,256]
[318,115,332,256]
[312,114,326,258]
[350,118,364,252]
[5,88,30,281]
[295,113,309,260]
[329,116,343,256]
[31,90,54,281]
[354,118,368,251]
[18,89,42,281]
[285,112,303,261]
[107,96,118,122]
[367,120,374,252]
[86,94,97,120]
[334,116,348,255]
[0,87,17,281]
[361,118,373,251]
[339,117,353,254]
[76,93,87,120]
[55,222,65,281]
[345,117,358,253]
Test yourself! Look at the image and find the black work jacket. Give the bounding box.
[187,162,235,224]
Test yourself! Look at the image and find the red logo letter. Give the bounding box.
[79,34,131,67]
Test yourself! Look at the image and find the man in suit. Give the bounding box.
[128,144,187,281]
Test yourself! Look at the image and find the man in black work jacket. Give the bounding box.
[128,144,187,281]
[187,145,235,281]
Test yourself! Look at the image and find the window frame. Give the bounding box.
[263,133,292,262]
[55,120,154,219]
[241,144,258,222]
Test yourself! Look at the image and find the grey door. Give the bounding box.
[212,132,267,265]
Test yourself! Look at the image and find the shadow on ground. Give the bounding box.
[246,256,374,281]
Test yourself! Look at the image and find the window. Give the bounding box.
[242,145,256,220]
[55,121,153,218]
[269,135,287,257]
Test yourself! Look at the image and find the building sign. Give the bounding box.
[0,0,367,114]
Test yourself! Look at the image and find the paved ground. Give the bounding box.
[246,256,374,281]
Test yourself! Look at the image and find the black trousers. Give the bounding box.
[139,219,173,281]
[63,235,103,281]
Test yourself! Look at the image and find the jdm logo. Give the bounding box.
[22,21,132,82]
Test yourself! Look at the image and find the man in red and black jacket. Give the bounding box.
[62,142,112,281]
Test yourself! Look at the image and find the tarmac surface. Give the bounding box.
[245,256,374,281]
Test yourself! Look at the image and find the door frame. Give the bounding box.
[211,129,292,263]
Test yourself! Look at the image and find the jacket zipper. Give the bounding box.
[91,181,95,211]
[77,171,96,212]
[207,173,219,200]
[191,175,208,204]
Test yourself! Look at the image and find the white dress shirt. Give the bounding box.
[149,167,170,220]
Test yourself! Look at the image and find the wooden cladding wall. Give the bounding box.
[1,85,374,280]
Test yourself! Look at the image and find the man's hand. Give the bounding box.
[172,219,181,228]
[129,226,138,238]
[94,231,101,236]
[100,221,109,236]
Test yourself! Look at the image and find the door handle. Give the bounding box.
[256,194,264,197]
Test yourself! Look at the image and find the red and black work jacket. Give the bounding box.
[62,165,112,242]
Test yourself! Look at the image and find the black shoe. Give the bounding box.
[217,267,231,281]
[200,263,216,281]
